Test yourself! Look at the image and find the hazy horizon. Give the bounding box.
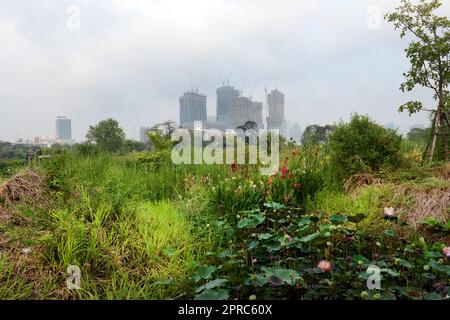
[1,0,449,142]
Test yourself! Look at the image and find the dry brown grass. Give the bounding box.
[343,173,381,193]
[0,206,10,223]
[429,162,450,180]
[0,169,50,206]
[388,184,450,227]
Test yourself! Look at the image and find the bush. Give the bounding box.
[329,114,403,177]
[135,151,172,170]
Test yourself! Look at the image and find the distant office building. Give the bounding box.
[55,116,72,141]
[140,127,151,143]
[216,85,240,129]
[266,89,286,137]
[229,96,264,130]
[180,90,207,128]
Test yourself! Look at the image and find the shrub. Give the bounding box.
[329,114,403,177]
[135,151,172,170]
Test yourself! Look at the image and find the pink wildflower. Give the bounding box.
[443,247,450,258]
[317,260,333,272]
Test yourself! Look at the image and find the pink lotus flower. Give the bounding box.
[317,260,332,272]
[443,247,450,258]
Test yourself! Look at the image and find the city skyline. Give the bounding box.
[6,82,429,144]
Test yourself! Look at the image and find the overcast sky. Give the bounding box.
[0,0,449,142]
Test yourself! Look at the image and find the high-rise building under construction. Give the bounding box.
[266,89,286,136]
[216,85,240,129]
[179,90,207,128]
[229,96,264,130]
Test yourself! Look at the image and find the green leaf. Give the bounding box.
[263,239,282,252]
[195,279,228,293]
[424,251,442,259]
[384,230,396,237]
[237,213,265,229]
[300,232,320,243]
[424,293,443,301]
[258,233,272,240]
[194,288,229,300]
[264,202,286,210]
[247,241,259,250]
[263,268,302,286]
[298,217,312,228]
[429,260,450,274]
[384,268,400,277]
[329,215,348,224]
[398,259,413,269]
[245,275,268,287]
[192,266,217,282]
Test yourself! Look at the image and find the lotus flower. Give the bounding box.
[443,247,450,258]
[317,260,332,272]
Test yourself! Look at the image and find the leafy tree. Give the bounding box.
[329,114,403,176]
[123,140,146,153]
[386,0,450,162]
[86,118,126,153]
[146,131,173,151]
[407,127,432,146]
[301,125,336,145]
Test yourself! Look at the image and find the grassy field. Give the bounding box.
[0,146,449,300]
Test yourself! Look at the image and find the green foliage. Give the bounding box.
[146,131,173,151]
[386,0,450,111]
[329,114,403,176]
[135,151,171,170]
[407,127,432,146]
[386,0,450,161]
[188,201,450,300]
[301,124,336,145]
[86,118,126,153]
[1,134,448,300]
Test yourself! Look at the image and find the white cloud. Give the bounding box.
[0,0,449,141]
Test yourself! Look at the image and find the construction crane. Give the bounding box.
[240,73,248,96]
[264,81,270,119]
[197,74,207,92]
[218,73,225,86]
[218,72,233,86]
[249,75,259,100]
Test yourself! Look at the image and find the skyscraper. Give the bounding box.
[179,90,207,128]
[55,116,72,141]
[229,96,264,130]
[266,89,286,137]
[216,85,240,129]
